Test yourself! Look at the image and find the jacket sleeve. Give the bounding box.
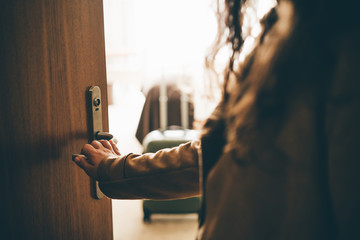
[96,140,201,200]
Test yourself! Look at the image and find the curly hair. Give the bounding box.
[205,0,278,102]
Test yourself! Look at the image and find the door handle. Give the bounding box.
[87,86,109,199]
[73,86,114,199]
[95,131,113,141]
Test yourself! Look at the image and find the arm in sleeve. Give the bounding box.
[96,140,201,200]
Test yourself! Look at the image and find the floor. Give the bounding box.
[108,84,198,240]
[112,200,199,240]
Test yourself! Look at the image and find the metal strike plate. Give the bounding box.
[88,86,105,199]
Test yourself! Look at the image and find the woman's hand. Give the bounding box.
[72,140,121,179]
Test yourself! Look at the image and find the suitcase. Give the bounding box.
[141,82,201,222]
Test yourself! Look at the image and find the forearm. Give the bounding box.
[97,140,201,200]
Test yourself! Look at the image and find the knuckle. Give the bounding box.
[81,144,93,152]
[82,143,91,150]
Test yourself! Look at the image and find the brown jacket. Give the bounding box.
[97,2,360,239]
[98,140,201,200]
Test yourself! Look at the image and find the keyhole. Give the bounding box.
[94,97,101,107]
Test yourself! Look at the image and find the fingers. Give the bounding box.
[73,140,120,179]
[109,140,121,155]
[85,140,113,151]
[73,155,96,178]
[82,143,95,154]
[81,142,101,165]
[82,140,109,156]
[99,140,121,156]
[90,140,103,149]
[98,140,113,151]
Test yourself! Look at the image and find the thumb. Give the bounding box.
[73,156,96,178]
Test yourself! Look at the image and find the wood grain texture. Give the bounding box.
[0,0,113,239]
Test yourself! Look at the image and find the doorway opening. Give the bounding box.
[103,0,217,239]
[102,0,275,239]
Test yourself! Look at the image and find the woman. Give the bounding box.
[73,0,360,239]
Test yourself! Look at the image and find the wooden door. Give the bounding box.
[0,0,113,239]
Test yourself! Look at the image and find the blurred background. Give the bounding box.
[103,0,218,239]
[102,0,275,239]
[104,0,221,152]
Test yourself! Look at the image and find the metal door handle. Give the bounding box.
[95,131,113,140]
[73,86,114,199]
[87,86,109,199]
